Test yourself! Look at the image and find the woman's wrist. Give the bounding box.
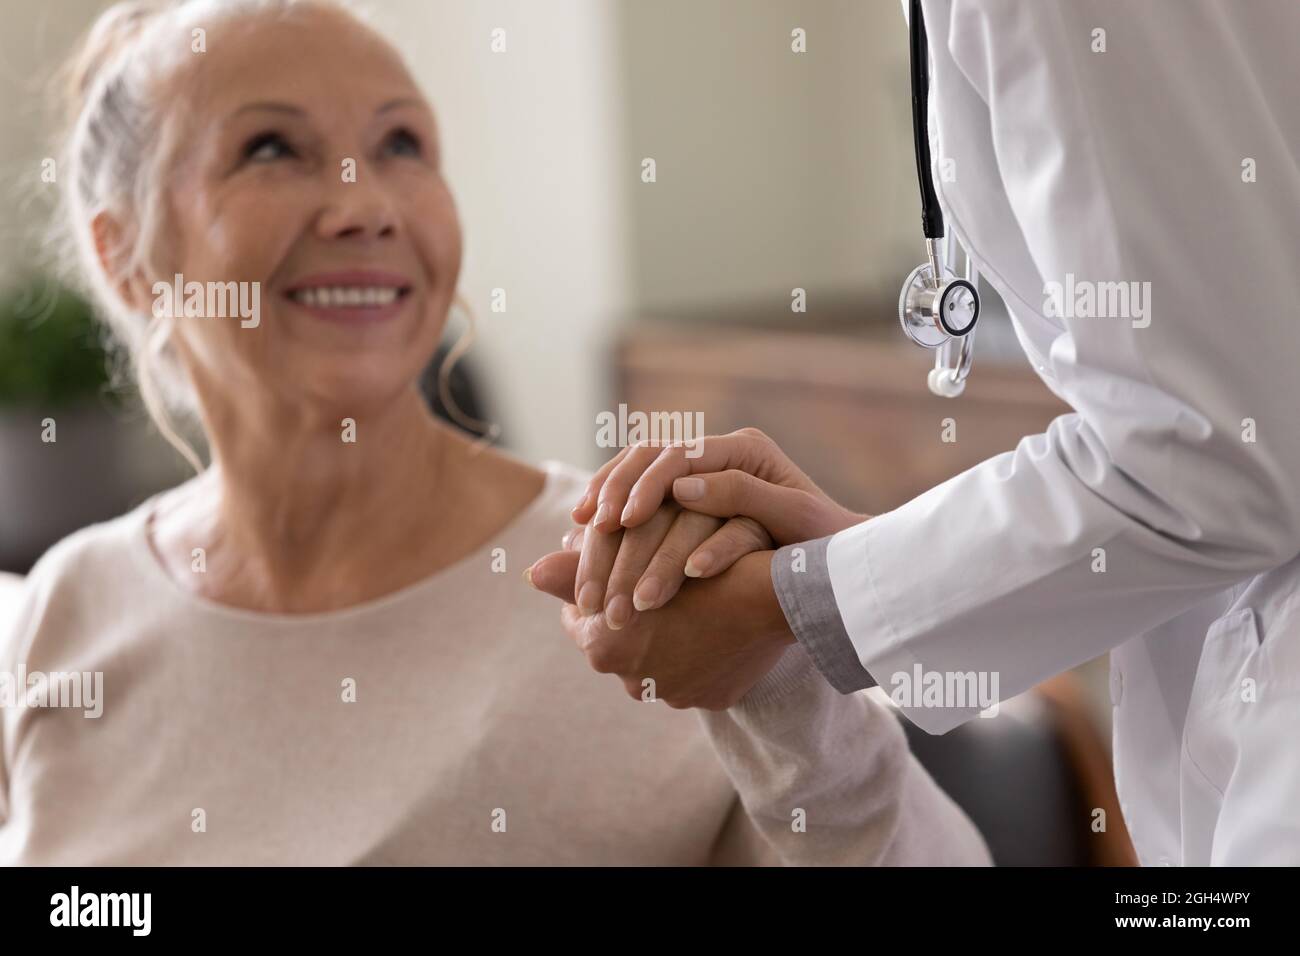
[733,550,797,649]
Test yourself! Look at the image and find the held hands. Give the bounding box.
[572,427,867,578]
[530,546,794,709]
[526,427,869,707]
[571,501,771,628]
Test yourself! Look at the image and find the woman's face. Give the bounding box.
[157,6,461,423]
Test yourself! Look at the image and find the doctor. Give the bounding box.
[528,0,1300,866]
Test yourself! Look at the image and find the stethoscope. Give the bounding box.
[899,0,980,398]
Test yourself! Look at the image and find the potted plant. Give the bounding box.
[0,275,183,572]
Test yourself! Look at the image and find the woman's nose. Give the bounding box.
[314,171,400,241]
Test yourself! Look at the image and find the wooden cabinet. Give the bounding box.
[615,321,1071,515]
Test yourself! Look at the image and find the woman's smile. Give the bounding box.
[282,268,415,325]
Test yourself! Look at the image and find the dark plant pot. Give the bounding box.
[0,401,185,572]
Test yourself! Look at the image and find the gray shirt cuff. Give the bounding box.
[770,536,876,694]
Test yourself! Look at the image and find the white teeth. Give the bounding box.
[290,286,403,308]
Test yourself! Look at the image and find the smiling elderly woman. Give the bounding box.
[0,0,989,866]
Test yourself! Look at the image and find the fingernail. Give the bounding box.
[633,578,661,611]
[674,477,705,501]
[561,529,576,550]
[620,496,638,525]
[523,566,535,587]
[577,581,602,614]
[684,552,713,578]
[605,595,632,629]
[573,493,589,515]
[594,501,613,528]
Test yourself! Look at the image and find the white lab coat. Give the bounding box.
[831,1,1300,864]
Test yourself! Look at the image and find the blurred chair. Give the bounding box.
[897,678,1136,865]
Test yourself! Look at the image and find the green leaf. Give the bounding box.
[0,276,116,409]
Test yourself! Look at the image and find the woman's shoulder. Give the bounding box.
[492,458,590,554]
[464,447,591,546]
[21,499,152,590]
[0,481,188,658]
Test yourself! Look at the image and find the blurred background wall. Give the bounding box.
[616,0,917,316]
[0,1,104,275]
[365,0,634,468]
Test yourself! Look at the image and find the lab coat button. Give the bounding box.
[1109,666,1123,706]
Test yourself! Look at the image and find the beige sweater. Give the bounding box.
[0,460,989,865]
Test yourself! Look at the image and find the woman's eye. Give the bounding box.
[384,127,423,158]
[242,132,295,163]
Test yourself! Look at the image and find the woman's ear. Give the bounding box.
[91,209,152,314]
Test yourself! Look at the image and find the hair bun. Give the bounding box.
[59,1,161,124]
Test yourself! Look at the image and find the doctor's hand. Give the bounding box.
[569,428,867,601]
[527,547,796,710]
[534,500,772,627]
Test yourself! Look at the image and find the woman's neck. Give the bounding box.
[210,387,448,564]
[152,387,539,614]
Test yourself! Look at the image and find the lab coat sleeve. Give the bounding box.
[698,644,991,865]
[770,538,875,694]
[799,0,1300,733]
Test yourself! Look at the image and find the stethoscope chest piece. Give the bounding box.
[898,260,980,349]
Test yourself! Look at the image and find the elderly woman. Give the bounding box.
[0,0,988,866]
